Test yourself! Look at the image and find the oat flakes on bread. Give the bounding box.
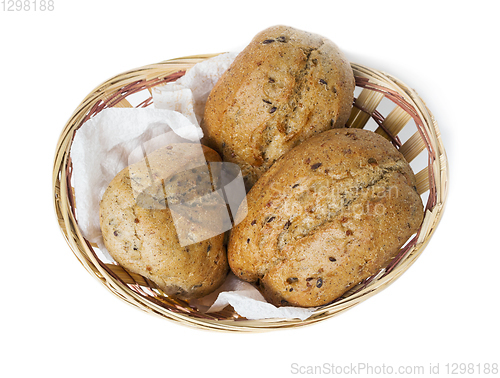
[99,144,228,300]
[202,25,355,189]
[227,128,424,307]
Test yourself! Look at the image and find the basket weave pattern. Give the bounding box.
[53,54,448,331]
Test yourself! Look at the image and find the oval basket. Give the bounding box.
[53,54,448,332]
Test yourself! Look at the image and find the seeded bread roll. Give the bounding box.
[202,25,355,189]
[227,128,424,307]
[99,144,228,300]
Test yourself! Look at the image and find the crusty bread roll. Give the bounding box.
[228,128,424,307]
[202,25,355,189]
[99,144,228,300]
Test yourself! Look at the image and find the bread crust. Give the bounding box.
[227,128,424,307]
[202,25,355,189]
[99,144,228,300]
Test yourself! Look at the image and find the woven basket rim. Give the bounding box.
[52,54,448,332]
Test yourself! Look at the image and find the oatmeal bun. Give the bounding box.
[203,25,355,189]
[99,144,229,300]
[228,128,424,307]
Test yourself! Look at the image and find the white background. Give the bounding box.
[2,1,499,377]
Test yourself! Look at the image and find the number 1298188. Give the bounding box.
[1,0,54,11]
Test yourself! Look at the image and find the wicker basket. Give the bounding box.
[52,53,448,332]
